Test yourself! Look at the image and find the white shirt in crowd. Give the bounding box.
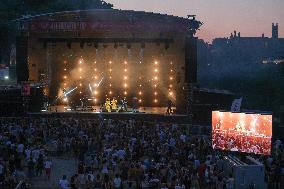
[113,177,122,188]
[59,179,69,189]
[44,160,52,169]
[25,148,31,160]
[17,143,24,153]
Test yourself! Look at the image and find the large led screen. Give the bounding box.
[212,111,272,155]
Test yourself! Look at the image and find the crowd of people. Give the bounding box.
[0,116,283,189]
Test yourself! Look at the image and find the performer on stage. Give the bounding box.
[166,99,173,115]
[121,97,128,112]
[111,98,118,112]
[105,98,111,112]
[132,97,138,113]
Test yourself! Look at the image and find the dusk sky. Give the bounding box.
[107,0,284,42]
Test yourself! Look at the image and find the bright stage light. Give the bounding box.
[94,98,97,102]
[154,61,158,65]
[109,84,112,87]
[109,61,112,64]
[124,69,127,72]
[79,68,82,72]
[170,69,173,72]
[170,62,173,65]
[154,92,158,95]
[124,83,128,88]
[94,83,98,87]
[124,76,128,80]
[79,83,82,87]
[94,90,98,95]
[109,69,112,72]
[79,76,82,79]
[64,83,67,86]
[63,97,68,102]
[169,84,173,88]
[154,69,158,72]
[94,68,97,71]
[124,61,127,64]
[95,76,98,79]
[79,91,82,94]
[139,91,142,95]
[64,68,67,71]
[79,60,82,64]
[139,99,142,103]
[63,76,67,79]
[109,91,112,95]
[154,99,158,103]
[109,76,112,79]
[170,77,173,80]
[139,84,142,87]
[169,91,173,96]
[154,84,157,88]
[154,76,158,80]
[124,91,127,95]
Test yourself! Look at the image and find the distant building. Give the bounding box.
[211,24,284,63]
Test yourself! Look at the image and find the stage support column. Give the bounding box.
[177,34,197,118]
[16,35,29,83]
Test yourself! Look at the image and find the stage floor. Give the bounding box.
[47,106,175,114]
[33,106,189,123]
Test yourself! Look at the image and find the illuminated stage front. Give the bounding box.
[16,9,202,113]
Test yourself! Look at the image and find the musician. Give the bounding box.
[166,99,173,115]
[121,97,128,112]
[111,98,118,112]
[105,98,111,112]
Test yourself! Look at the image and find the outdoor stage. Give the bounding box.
[31,106,189,123]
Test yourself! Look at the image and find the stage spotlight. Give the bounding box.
[169,91,173,96]
[124,61,127,65]
[109,61,112,64]
[154,92,158,95]
[154,69,158,72]
[63,75,67,79]
[139,99,142,103]
[63,97,68,102]
[124,69,127,72]
[139,91,142,95]
[170,76,173,80]
[154,61,158,65]
[154,76,158,80]
[79,60,82,64]
[124,76,128,80]
[124,83,127,88]
[109,91,112,95]
[124,91,127,95]
[154,99,158,103]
